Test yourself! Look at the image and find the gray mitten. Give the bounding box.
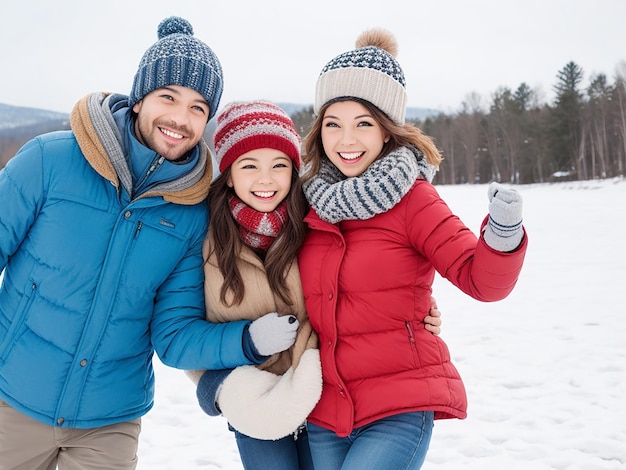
[249,312,299,356]
[483,182,524,252]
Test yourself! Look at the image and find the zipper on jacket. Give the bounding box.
[134,221,143,238]
[405,321,416,346]
[136,156,165,189]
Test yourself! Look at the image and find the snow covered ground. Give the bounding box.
[139,177,626,469]
[3,178,625,469]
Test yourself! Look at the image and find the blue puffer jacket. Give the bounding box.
[0,92,252,428]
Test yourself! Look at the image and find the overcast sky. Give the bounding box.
[2,0,625,115]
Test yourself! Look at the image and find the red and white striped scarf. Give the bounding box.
[228,195,288,251]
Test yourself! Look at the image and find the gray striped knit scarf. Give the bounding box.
[303,146,437,223]
[86,93,206,198]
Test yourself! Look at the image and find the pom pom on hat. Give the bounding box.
[315,28,407,125]
[213,101,302,172]
[129,16,224,120]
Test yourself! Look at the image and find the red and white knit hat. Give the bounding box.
[213,100,302,172]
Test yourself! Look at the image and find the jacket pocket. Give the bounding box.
[0,281,37,364]
[405,320,420,368]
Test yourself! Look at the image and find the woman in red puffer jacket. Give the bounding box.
[298,28,528,470]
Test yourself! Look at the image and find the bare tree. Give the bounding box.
[586,73,612,178]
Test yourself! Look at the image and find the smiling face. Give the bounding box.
[132,85,210,161]
[227,148,293,212]
[321,100,390,177]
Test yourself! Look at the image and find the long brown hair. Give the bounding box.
[207,165,308,307]
[301,98,443,183]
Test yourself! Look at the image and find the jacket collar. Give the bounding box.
[70,92,213,205]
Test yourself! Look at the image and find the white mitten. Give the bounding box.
[217,349,322,440]
[483,182,524,252]
[248,312,299,356]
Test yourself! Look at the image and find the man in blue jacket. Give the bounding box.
[0,16,298,470]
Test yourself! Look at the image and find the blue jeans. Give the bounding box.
[307,411,434,470]
[232,424,314,470]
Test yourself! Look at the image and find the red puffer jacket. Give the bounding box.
[298,179,527,437]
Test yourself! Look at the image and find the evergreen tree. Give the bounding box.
[549,61,585,177]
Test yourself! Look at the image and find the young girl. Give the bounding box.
[187,100,444,470]
[298,29,528,469]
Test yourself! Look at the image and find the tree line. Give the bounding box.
[3,60,626,184]
[292,61,626,185]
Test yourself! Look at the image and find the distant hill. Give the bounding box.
[0,103,70,169]
[0,103,69,131]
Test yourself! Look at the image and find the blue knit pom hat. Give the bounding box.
[129,16,224,120]
[315,28,407,125]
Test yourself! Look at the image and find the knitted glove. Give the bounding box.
[483,182,524,252]
[247,312,299,356]
[196,369,233,416]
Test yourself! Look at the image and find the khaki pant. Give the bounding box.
[0,398,141,470]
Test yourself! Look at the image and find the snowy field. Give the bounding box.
[2,178,625,469]
[139,177,626,469]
